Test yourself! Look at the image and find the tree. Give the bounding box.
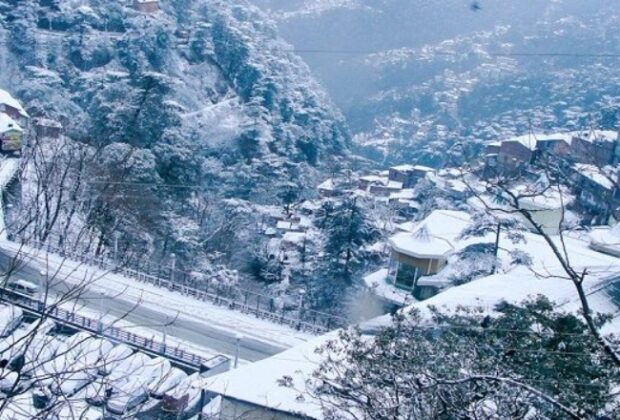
[319,198,378,281]
[291,297,618,419]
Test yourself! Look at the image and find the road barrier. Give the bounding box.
[0,288,222,371]
[16,238,348,334]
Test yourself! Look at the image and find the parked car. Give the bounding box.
[4,279,39,298]
[0,304,23,337]
[22,335,63,376]
[106,357,171,415]
[149,367,187,398]
[162,372,206,416]
[97,343,133,376]
[0,319,55,366]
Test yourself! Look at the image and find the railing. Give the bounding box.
[0,289,219,370]
[16,238,348,334]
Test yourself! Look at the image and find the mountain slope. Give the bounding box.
[0,0,349,270]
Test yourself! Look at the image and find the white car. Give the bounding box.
[97,343,133,376]
[0,319,55,366]
[106,357,171,415]
[105,376,150,415]
[163,372,207,416]
[22,335,63,376]
[0,304,23,337]
[149,367,187,398]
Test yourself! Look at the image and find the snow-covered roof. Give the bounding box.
[589,224,620,257]
[0,89,28,118]
[501,130,618,151]
[390,164,435,173]
[276,220,295,230]
[33,117,62,128]
[317,178,335,191]
[389,210,472,259]
[360,175,387,184]
[282,232,306,245]
[504,133,538,150]
[0,114,22,134]
[389,189,415,200]
[206,332,335,418]
[574,163,617,190]
[214,252,620,418]
[386,181,403,190]
[363,268,414,306]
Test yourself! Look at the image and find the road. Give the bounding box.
[0,248,287,362]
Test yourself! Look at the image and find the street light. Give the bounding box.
[38,270,47,309]
[113,232,121,263]
[170,253,176,283]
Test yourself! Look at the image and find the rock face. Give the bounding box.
[0,0,349,267]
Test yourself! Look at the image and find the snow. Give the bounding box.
[0,88,29,118]
[363,268,415,306]
[0,241,312,351]
[206,332,336,419]
[282,232,306,245]
[574,163,617,190]
[0,113,22,134]
[317,178,335,191]
[206,229,620,419]
[386,180,403,189]
[590,224,620,257]
[389,210,472,259]
[501,130,619,150]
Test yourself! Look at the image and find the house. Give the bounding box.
[205,233,620,420]
[33,118,62,139]
[388,164,435,189]
[496,134,536,171]
[358,174,387,191]
[0,114,23,153]
[0,89,29,122]
[133,0,159,13]
[569,130,619,166]
[317,178,337,198]
[534,133,572,158]
[571,164,620,224]
[386,210,472,300]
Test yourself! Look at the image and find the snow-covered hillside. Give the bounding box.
[0,0,349,274]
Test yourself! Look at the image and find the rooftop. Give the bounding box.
[389,210,472,259]
[0,89,28,118]
[0,114,22,134]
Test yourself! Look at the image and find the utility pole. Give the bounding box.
[493,222,502,273]
[234,333,243,368]
[113,232,120,264]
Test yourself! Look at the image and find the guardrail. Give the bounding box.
[0,289,219,370]
[18,238,348,334]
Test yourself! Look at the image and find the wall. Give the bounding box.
[219,397,309,420]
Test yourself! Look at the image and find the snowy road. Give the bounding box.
[0,246,295,362]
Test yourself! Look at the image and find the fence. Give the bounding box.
[17,238,348,334]
[0,289,219,370]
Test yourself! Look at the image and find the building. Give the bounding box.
[388,164,435,189]
[569,130,619,166]
[0,114,23,153]
[33,118,62,139]
[134,0,159,13]
[386,210,472,300]
[496,134,536,172]
[571,163,620,224]
[0,89,29,122]
[317,178,337,198]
